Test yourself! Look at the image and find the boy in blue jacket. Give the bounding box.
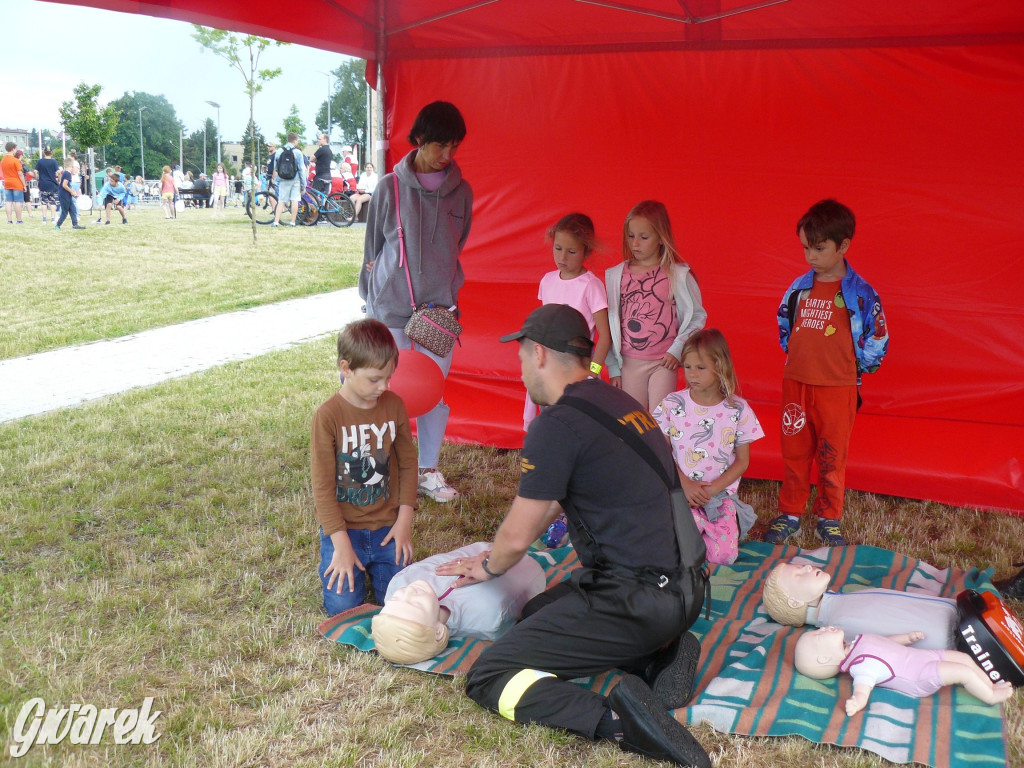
[765,199,889,547]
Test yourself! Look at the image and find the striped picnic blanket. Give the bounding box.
[317,542,1007,767]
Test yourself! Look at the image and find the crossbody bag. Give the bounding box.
[394,174,463,357]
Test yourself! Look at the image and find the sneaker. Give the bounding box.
[815,518,846,547]
[104,220,110,225]
[994,563,1024,600]
[763,514,801,544]
[72,225,86,230]
[543,513,569,548]
[417,470,459,503]
[608,674,711,768]
[288,221,296,226]
[646,631,702,710]
[54,224,60,230]
[270,221,279,227]
[122,218,127,224]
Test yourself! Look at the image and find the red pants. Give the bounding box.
[778,379,857,521]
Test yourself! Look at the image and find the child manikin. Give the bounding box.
[795,626,1014,716]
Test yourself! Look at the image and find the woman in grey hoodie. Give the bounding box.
[360,101,473,503]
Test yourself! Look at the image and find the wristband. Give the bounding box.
[589,361,603,375]
[481,556,505,578]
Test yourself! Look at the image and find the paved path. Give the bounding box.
[1,288,364,423]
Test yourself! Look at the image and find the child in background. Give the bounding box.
[311,318,419,616]
[765,199,889,547]
[160,165,176,219]
[95,171,128,224]
[212,162,229,215]
[794,626,1013,716]
[653,329,763,564]
[54,157,86,231]
[606,200,706,411]
[525,212,611,431]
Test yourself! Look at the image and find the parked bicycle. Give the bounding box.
[246,184,355,227]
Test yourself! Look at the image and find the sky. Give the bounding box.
[3,0,358,143]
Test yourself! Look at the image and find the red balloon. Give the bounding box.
[389,349,445,418]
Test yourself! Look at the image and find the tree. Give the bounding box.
[277,105,306,146]
[241,119,269,168]
[59,83,119,193]
[315,59,368,148]
[106,92,184,179]
[192,25,286,242]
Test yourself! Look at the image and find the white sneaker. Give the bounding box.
[418,470,459,503]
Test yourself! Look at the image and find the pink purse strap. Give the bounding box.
[394,174,417,311]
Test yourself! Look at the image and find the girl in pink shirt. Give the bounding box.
[212,163,229,215]
[525,212,611,433]
[605,200,706,411]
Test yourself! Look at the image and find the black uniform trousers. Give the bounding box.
[465,567,686,738]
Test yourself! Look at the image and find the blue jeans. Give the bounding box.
[319,526,403,616]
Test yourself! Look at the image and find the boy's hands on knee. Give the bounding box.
[325,532,364,593]
[382,505,415,567]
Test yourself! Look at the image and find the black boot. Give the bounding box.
[645,631,702,710]
[994,563,1024,600]
[608,674,711,768]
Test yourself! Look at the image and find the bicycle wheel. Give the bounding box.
[298,199,320,226]
[326,192,356,228]
[247,190,278,225]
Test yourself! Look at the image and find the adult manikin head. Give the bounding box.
[371,580,450,664]
[762,562,832,625]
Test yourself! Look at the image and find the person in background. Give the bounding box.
[4,142,28,224]
[54,156,86,231]
[312,133,333,195]
[159,165,176,219]
[35,146,60,224]
[351,162,378,221]
[211,163,229,215]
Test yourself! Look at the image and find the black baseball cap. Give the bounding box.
[500,304,594,357]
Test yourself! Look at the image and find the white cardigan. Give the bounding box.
[604,261,707,378]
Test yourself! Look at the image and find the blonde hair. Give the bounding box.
[761,564,809,626]
[371,613,449,665]
[681,329,739,405]
[622,200,692,275]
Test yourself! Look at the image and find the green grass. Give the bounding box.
[1,336,1021,767]
[0,206,364,360]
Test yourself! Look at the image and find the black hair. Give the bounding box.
[797,199,856,246]
[408,102,467,146]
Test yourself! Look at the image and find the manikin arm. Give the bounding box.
[846,683,874,716]
[886,631,925,646]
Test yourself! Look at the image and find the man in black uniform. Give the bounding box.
[437,304,710,767]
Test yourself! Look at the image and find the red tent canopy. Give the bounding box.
[51,1,1024,512]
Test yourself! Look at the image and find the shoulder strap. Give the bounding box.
[560,395,677,491]
[393,174,416,310]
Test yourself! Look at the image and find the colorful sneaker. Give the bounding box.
[543,513,569,548]
[417,470,459,503]
[763,514,801,544]
[815,519,846,547]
